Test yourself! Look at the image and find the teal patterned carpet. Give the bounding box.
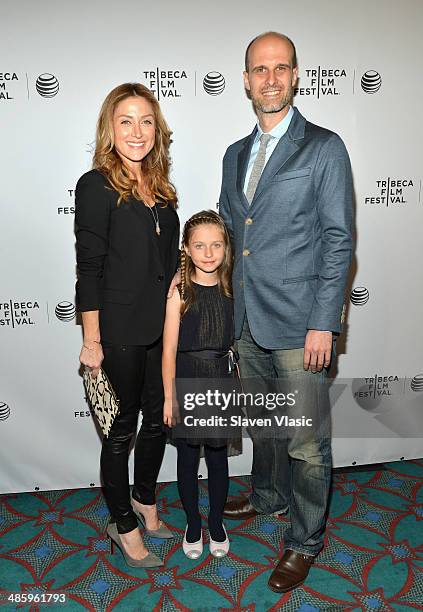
[1,459,423,611]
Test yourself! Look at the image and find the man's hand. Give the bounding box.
[167,270,181,298]
[303,330,332,372]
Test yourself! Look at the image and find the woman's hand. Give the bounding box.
[80,340,104,378]
[167,269,181,298]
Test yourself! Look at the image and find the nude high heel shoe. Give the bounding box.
[107,523,163,568]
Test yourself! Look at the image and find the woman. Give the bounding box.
[75,83,179,567]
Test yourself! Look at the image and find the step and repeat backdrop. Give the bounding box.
[1,0,422,493]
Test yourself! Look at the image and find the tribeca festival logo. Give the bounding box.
[351,374,406,439]
[0,71,19,100]
[364,178,417,206]
[352,374,402,413]
[294,67,348,98]
[203,71,225,95]
[57,189,75,215]
[350,287,369,306]
[1,71,60,102]
[411,374,423,392]
[36,73,59,98]
[141,68,189,100]
[55,301,76,322]
[361,70,382,94]
[0,402,11,421]
[352,374,423,437]
[0,300,41,327]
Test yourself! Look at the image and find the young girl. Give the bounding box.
[162,210,236,559]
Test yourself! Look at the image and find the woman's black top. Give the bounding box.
[75,169,179,345]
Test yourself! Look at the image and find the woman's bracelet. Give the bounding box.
[83,340,101,350]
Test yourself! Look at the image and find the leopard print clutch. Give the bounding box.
[83,367,120,437]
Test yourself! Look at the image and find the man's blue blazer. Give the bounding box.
[219,107,354,349]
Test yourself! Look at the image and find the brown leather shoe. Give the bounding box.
[268,549,315,592]
[223,497,259,520]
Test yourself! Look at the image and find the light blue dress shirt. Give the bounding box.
[243,106,294,194]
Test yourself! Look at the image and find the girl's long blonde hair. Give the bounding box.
[180,210,233,315]
[93,82,177,207]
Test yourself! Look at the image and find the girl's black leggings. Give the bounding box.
[176,439,228,542]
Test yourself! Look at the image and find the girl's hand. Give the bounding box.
[163,398,180,428]
[163,398,174,428]
[80,341,104,378]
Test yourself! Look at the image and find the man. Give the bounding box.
[219,32,353,592]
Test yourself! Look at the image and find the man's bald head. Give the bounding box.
[245,31,297,72]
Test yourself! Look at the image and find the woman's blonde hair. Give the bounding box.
[180,210,233,315]
[93,82,177,207]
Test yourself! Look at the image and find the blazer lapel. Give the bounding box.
[251,108,306,204]
[236,126,257,210]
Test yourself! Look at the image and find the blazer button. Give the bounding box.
[240,280,244,287]
[158,275,164,281]
[243,249,250,256]
[245,218,253,225]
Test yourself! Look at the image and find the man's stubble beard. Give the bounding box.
[251,88,293,114]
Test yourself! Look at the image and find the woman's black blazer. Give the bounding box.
[75,169,179,345]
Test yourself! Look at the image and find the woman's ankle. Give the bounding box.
[134,499,156,510]
[120,528,147,552]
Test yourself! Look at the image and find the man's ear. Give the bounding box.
[243,71,251,92]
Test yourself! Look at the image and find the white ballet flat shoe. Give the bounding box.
[182,526,203,559]
[209,524,230,558]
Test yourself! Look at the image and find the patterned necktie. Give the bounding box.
[245,133,273,205]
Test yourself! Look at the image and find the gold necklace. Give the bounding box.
[145,203,160,236]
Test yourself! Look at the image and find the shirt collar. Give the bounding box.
[256,105,294,141]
